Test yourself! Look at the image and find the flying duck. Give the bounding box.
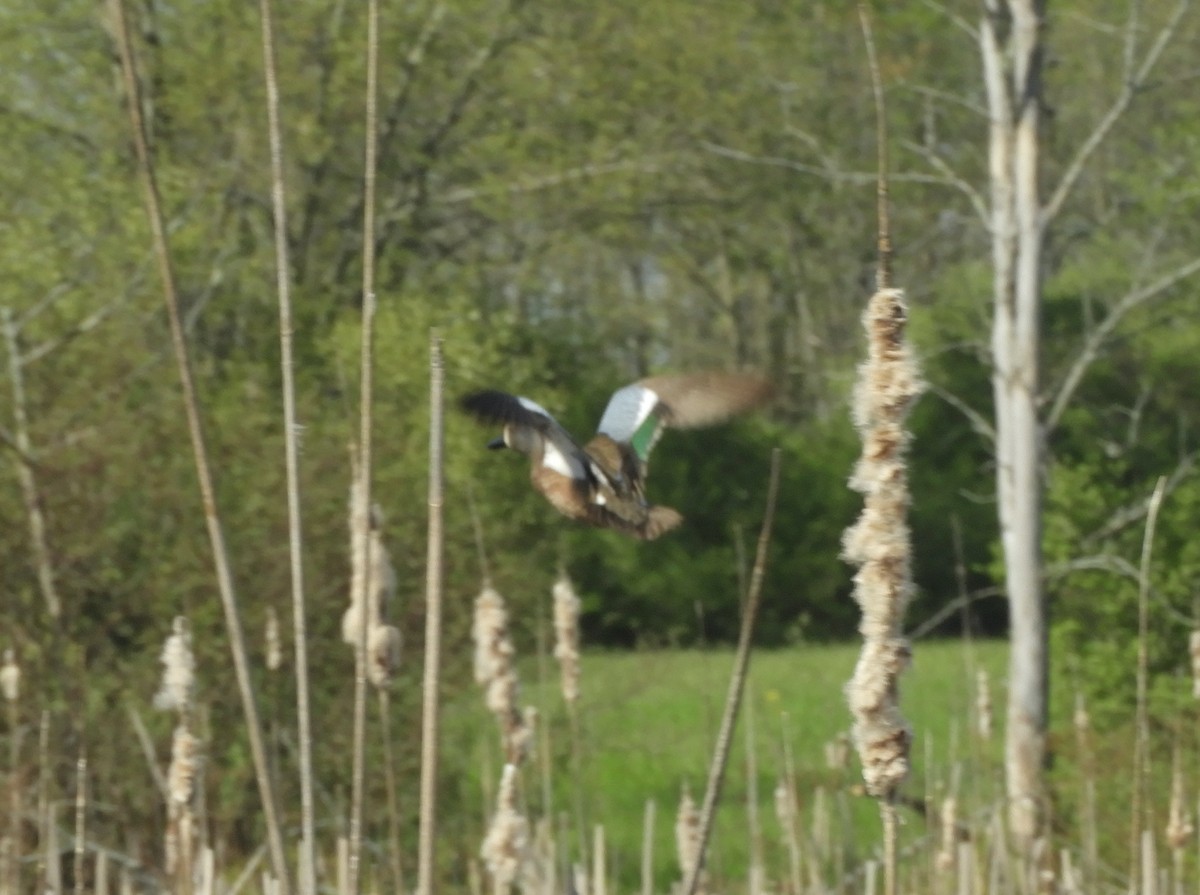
[461,372,772,540]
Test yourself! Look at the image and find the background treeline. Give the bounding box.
[2,0,1200,853]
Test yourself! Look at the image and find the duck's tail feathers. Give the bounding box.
[640,505,684,541]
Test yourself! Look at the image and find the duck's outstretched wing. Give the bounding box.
[595,372,774,464]
[461,389,598,482]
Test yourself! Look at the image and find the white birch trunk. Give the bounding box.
[981,0,1046,846]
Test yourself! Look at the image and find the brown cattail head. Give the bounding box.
[552,573,582,705]
[842,288,921,799]
[480,762,530,887]
[154,617,195,714]
[0,648,18,702]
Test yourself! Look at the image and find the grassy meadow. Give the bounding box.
[441,640,1010,891]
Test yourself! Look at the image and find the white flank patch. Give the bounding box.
[541,441,579,477]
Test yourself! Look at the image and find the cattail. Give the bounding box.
[552,573,582,705]
[842,287,921,799]
[1073,692,1090,735]
[480,763,529,888]
[265,607,283,672]
[367,623,402,689]
[472,584,531,763]
[164,724,199,873]
[1166,743,1193,851]
[975,668,992,741]
[343,478,397,647]
[167,725,198,808]
[154,617,195,714]
[935,795,957,873]
[1189,630,1200,699]
[824,732,850,771]
[0,649,17,702]
[675,785,705,893]
[773,779,793,830]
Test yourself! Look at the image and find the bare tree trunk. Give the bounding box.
[981,0,1046,846]
[2,307,62,619]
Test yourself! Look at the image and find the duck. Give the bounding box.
[461,372,773,540]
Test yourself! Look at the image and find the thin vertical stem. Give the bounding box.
[377,689,406,895]
[73,754,86,895]
[349,0,381,889]
[417,333,445,895]
[106,1,289,887]
[640,799,656,895]
[255,0,316,890]
[682,448,782,895]
[1131,475,1168,882]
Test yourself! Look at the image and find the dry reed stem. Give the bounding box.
[640,800,655,895]
[417,333,446,895]
[106,0,288,884]
[681,449,781,895]
[254,0,316,885]
[675,786,704,895]
[1190,630,1200,699]
[347,0,382,887]
[1131,475,1168,883]
[3,648,18,895]
[73,754,85,895]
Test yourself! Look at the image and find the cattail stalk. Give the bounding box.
[553,573,588,869]
[681,449,781,895]
[417,333,445,895]
[640,800,655,895]
[106,1,288,886]
[73,754,86,895]
[1131,476,1167,885]
[347,0,381,886]
[254,0,316,887]
[3,649,19,895]
[1165,736,1192,895]
[675,786,704,895]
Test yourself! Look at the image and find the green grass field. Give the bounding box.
[447,638,1009,889]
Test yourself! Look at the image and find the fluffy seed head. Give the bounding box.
[265,607,283,672]
[675,785,704,890]
[472,585,531,762]
[481,763,529,886]
[0,648,18,702]
[553,573,582,704]
[154,617,195,714]
[842,288,921,798]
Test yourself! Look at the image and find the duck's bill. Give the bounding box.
[486,436,506,450]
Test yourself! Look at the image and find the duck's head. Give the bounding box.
[487,424,541,456]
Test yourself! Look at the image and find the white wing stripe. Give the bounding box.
[597,385,659,441]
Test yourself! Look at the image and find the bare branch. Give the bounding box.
[920,0,979,41]
[1042,0,1191,224]
[929,382,997,445]
[900,139,991,228]
[1045,254,1200,434]
[1080,451,1196,547]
